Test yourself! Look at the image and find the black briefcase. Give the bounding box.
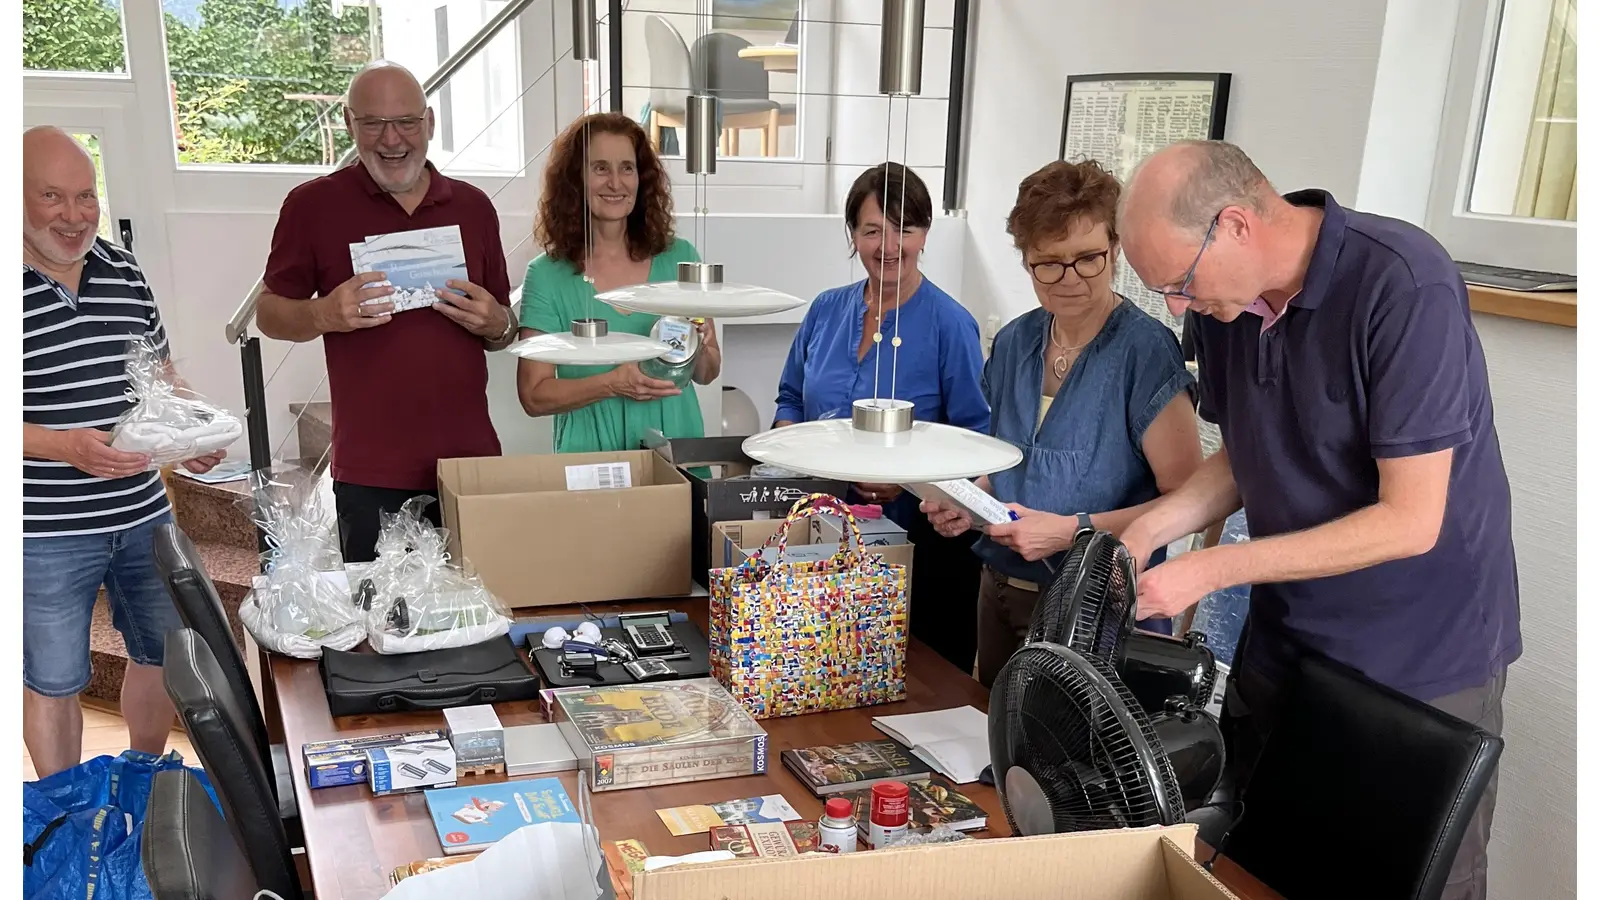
[318,636,541,718]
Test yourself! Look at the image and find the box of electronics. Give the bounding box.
[809,509,909,547]
[633,824,1242,900]
[437,450,692,608]
[714,520,914,601]
[301,729,448,789]
[367,740,457,795]
[443,704,505,771]
[550,679,769,792]
[642,433,849,585]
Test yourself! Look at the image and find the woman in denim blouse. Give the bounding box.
[922,160,1203,687]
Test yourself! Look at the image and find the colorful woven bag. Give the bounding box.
[708,493,909,719]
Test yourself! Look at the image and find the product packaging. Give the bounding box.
[109,336,243,468]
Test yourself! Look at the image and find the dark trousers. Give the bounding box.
[332,481,442,564]
[975,566,1038,689]
[1221,639,1505,900]
[904,512,982,676]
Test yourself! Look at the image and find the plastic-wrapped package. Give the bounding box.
[877,825,974,849]
[361,497,512,654]
[109,337,244,468]
[237,465,365,659]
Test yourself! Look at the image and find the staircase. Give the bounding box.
[83,403,335,708]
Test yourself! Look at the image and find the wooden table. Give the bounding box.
[737,44,799,72]
[272,598,1280,899]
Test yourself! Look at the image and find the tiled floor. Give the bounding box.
[21,702,196,781]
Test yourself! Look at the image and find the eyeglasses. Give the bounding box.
[1154,214,1220,302]
[1029,251,1109,285]
[353,115,426,137]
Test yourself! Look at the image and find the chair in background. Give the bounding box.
[153,523,301,839]
[644,15,693,153]
[143,768,260,900]
[1217,652,1504,900]
[164,628,303,900]
[690,31,795,157]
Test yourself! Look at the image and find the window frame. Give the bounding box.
[1424,0,1577,275]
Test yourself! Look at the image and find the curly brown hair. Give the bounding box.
[535,112,676,265]
[1006,159,1122,253]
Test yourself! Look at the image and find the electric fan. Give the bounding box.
[988,641,1225,836]
[1030,529,1218,713]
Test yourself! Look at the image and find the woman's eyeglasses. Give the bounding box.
[1029,251,1109,285]
[354,115,426,137]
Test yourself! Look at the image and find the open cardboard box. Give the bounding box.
[632,824,1241,900]
[437,450,692,608]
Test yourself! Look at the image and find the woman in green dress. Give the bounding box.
[516,112,721,452]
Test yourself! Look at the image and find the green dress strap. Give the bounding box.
[520,238,706,453]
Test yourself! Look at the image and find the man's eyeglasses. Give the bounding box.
[354,115,426,137]
[1029,250,1109,285]
[1153,214,1219,302]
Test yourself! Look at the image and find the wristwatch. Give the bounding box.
[1075,512,1094,533]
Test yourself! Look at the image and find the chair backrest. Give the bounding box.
[143,768,261,900]
[1223,653,1504,900]
[153,523,271,768]
[644,15,693,114]
[163,629,301,900]
[689,31,769,101]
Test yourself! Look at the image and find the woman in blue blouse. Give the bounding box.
[774,163,990,672]
[922,160,1203,688]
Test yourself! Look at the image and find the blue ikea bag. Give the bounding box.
[23,750,221,900]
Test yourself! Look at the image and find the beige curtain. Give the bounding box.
[1514,0,1578,221]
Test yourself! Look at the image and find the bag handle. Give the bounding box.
[738,493,868,577]
[22,813,70,867]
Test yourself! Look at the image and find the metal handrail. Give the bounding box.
[224,0,541,345]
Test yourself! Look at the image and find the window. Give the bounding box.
[1427,0,1577,274]
[22,0,130,75]
[76,133,117,243]
[157,0,522,171]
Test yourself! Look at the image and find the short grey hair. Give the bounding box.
[1129,140,1276,236]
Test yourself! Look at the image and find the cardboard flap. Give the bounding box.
[635,826,1215,900]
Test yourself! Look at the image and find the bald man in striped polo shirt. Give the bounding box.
[21,126,226,778]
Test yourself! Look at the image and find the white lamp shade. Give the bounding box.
[594,281,807,319]
[741,419,1024,483]
[504,331,673,366]
[721,386,762,435]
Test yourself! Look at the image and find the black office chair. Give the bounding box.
[164,628,303,900]
[1219,652,1504,900]
[153,524,300,832]
[143,768,260,900]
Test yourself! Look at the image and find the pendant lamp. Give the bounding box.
[740,0,1023,484]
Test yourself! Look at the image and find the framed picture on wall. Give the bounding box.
[1057,72,1232,337]
[1057,72,1232,180]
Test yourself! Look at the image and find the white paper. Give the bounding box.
[383,822,610,900]
[564,462,632,492]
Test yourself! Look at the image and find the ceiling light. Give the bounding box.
[505,318,672,366]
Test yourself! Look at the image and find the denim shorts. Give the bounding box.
[22,511,184,698]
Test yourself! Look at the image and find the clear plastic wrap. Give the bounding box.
[109,337,244,469]
[877,825,974,848]
[237,465,365,659]
[360,497,512,654]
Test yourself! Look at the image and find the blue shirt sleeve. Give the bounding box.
[773,300,815,425]
[938,305,991,432]
[1125,323,1195,452]
[1367,282,1473,458]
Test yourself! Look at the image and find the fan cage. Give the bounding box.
[992,642,1186,835]
[1025,531,1137,666]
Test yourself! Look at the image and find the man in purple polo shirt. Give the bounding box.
[1116,140,1519,900]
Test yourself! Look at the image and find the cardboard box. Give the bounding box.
[366,741,457,795]
[443,704,505,768]
[810,510,909,547]
[713,520,914,602]
[633,825,1240,900]
[301,729,447,789]
[437,451,692,608]
[644,435,850,585]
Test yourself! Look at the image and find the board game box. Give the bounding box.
[550,678,769,792]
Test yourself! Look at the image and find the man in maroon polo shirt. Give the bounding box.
[257,60,519,562]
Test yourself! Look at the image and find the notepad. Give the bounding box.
[871,706,990,784]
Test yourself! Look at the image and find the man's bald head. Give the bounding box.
[346,60,427,116]
[1121,140,1275,239]
[23,126,101,270]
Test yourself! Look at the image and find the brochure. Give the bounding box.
[350,224,469,313]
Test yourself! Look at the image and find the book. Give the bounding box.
[551,679,768,792]
[423,778,582,854]
[708,821,822,858]
[349,224,468,313]
[872,705,990,784]
[601,839,649,900]
[389,854,479,886]
[655,794,801,836]
[837,776,989,835]
[503,723,578,776]
[780,738,934,795]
